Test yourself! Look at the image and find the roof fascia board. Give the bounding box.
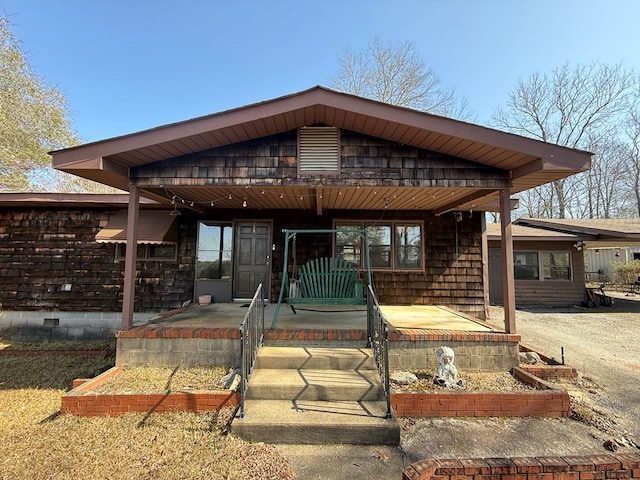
[51,86,592,171]
[514,218,639,239]
[51,89,325,165]
[314,89,593,168]
[512,157,591,180]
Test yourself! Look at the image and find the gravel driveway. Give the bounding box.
[488,291,640,442]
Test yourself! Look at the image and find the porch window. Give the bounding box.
[197,223,233,279]
[334,221,423,270]
[395,224,422,269]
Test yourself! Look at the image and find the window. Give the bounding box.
[196,223,233,280]
[334,221,423,270]
[395,224,422,269]
[543,252,571,280]
[514,252,539,280]
[116,243,177,261]
[513,250,572,281]
[298,126,340,174]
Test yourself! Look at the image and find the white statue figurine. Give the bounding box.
[434,346,464,388]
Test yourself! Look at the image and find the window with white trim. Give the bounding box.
[334,221,423,270]
[513,251,572,281]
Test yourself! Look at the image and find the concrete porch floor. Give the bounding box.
[142,302,499,333]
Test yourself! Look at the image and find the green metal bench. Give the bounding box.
[287,257,365,313]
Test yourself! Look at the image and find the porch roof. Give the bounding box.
[514,218,640,247]
[50,86,592,213]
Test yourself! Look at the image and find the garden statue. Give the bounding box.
[434,346,464,388]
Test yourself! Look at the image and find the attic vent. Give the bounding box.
[298,126,340,173]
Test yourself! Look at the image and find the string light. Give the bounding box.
[164,186,391,210]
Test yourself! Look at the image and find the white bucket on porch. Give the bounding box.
[198,295,212,306]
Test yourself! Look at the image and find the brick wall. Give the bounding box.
[402,453,640,480]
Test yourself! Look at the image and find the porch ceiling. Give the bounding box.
[50,86,592,212]
[148,185,500,214]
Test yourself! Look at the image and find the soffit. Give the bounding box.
[50,86,592,212]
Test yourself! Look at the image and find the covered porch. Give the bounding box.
[49,86,593,336]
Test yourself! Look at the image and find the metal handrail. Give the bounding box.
[366,284,392,419]
[238,283,265,419]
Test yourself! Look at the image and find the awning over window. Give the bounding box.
[96,211,179,244]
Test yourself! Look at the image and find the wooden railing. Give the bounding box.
[366,284,392,419]
[238,283,265,419]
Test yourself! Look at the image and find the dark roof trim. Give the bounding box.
[0,193,161,208]
[515,218,640,239]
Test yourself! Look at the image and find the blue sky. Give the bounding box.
[2,0,639,143]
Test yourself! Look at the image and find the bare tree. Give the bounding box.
[331,36,472,120]
[583,135,631,218]
[493,62,633,218]
[624,74,640,217]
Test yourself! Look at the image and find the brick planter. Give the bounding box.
[402,453,640,480]
[61,367,238,417]
[519,345,578,381]
[391,367,571,418]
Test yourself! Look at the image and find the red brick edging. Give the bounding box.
[0,350,114,356]
[391,367,571,418]
[402,453,640,480]
[61,367,238,417]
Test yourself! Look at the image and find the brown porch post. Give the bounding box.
[500,188,516,333]
[122,186,140,330]
[480,214,490,321]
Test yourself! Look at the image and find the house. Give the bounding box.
[487,218,640,307]
[3,86,592,336]
[515,218,640,285]
[486,222,588,306]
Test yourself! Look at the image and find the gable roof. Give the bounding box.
[50,86,592,212]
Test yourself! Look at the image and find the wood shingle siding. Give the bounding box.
[0,208,195,312]
[131,130,510,189]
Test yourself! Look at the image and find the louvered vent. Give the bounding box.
[298,126,339,173]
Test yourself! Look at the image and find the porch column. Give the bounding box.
[500,188,516,333]
[122,186,140,330]
[480,214,490,321]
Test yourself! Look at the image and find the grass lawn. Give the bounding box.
[0,342,294,480]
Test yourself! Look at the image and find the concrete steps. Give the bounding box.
[231,346,400,445]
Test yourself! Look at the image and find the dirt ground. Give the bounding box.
[487,290,640,444]
[278,291,640,479]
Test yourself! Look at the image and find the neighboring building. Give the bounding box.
[487,218,640,307]
[486,223,587,306]
[1,87,592,336]
[515,218,640,285]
